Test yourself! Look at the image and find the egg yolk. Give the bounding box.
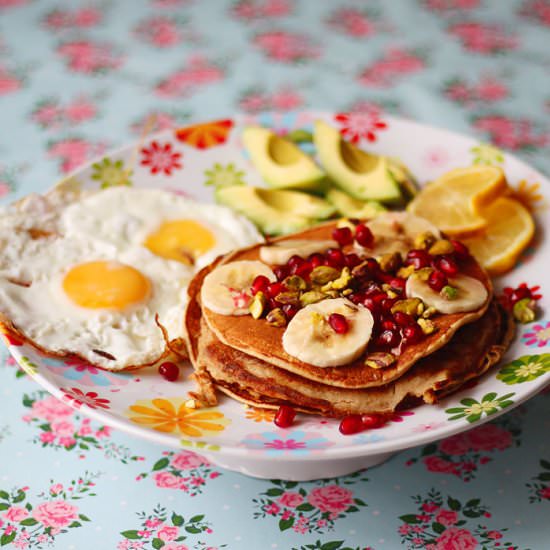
[143,220,215,264]
[63,261,150,310]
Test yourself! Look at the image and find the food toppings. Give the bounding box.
[158,361,179,382]
[274,405,297,428]
[339,413,386,435]
[500,283,541,324]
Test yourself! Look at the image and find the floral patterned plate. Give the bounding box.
[6,111,550,480]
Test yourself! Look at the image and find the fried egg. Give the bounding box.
[0,187,262,370]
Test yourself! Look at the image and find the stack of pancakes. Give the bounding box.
[184,223,514,417]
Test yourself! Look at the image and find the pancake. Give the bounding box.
[197,222,493,389]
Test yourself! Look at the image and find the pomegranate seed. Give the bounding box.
[273,265,289,281]
[362,297,380,315]
[267,298,278,311]
[332,226,354,247]
[450,239,470,259]
[266,282,285,299]
[510,286,531,305]
[339,414,364,435]
[428,270,448,292]
[158,362,179,382]
[274,405,296,428]
[403,323,423,345]
[294,261,313,279]
[435,255,459,277]
[355,223,374,247]
[282,304,298,319]
[381,318,397,331]
[288,254,304,268]
[390,277,406,293]
[380,297,396,314]
[345,253,361,268]
[405,249,431,269]
[365,287,386,302]
[326,248,346,268]
[308,253,324,269]
[376,329,400,348]
[328,313,349,334]
[361,414,385,430]
[393,311,416,327]
[251,275,270,295]
[377,272,394,284]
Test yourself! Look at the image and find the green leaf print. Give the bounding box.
[445,392,516,422]
[497,354,550,384]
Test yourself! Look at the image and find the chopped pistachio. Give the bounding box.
[310,311,326,329]
[391,297,422,316]
[342,288,353,296]
[322,267,352,291]
[513,297,536,324]
[387,290,399,299]
[379,252,402,273]
[365,352,397,369]
[414,267,434,282]
[418,318,437,335]
[310,265,340,285]
[300,290,325,306]
[422,306,438,318]
[283,275,307,291]
[414,231,437,250]
[248,291,267,319]
[429,239,455,256]
[397,264,416,279]
[274,290,300,305]
[416,301,426,316]
[351,261,371,278]
[266,308,287,327]
[440,285,458,300]
[323,289,340,298]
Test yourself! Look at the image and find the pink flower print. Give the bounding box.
[0,182,11,198]
[281,509,294,521]
[58,436,77,448]
[157,526,179,542]
[435,527,478,550]
[398,524,412,535]
[155,59,223,98]
[241,430,333,454]
[448,22,518,54]
[31,396,74,422]
[424,456,459,474]
[51,420,75,437]
[43,9,71,29]
[278,491,304,508]
[466,424,512,451]
[487,530,503,539]
[264,502,280,515]
[538,486,550,499]
[135,17,182,47]
[308,485,354,515]
[271,88,304,111]
[33,500,78,529]
[335,110,387,144]
[253,31,320,63]
[328,8,375,37]
[95,426,111,438]
[475,77,508,101]
[153,472,184,489]
[171,451,205,470]
[145,518,163,529]
[520,0,550,27]
[263,0,291,16]
[0,0,29,8]
[358,48,425,88]
[232,0,291,20]
[446,81,472,103]
[3,506,28,522]
[522,321,550,347]
[64,98,96,123]
[435,509,458,527]
[425,0,479,10]
[292,515,309,534]
[4,524,16,536]
[48,138,105,174]
[32,102,62,128]
[61,388,110,410]
[39,432,56,444]
[0,66,22,95]
[239,91,269,113]
[140,141,183,175]
[50,483,63,495]
[422,501,440,513]
[73,8,101,27]
[163,545,190,550]
[439,434,471,455]
[78,419,93,437]
[57,41,123,74]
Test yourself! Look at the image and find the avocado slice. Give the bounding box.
[215,186,335,236]
[388,157,419,199]
[243,127,325,192]
[314,120,402,203]
[326,187,386,219]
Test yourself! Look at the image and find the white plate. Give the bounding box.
[6,111,550,480]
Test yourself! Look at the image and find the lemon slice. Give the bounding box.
[407,166,508,237]
[463,197,535,275]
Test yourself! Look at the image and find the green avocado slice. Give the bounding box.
[215,186,335,236]
[243,127,326,192]
[314,120,402,203]
[326,187,386,219]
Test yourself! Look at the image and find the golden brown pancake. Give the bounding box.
[195,222,492,389]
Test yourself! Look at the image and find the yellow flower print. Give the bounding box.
[510,180,547,212]
[245,407,276,423]
[126,397,230,437]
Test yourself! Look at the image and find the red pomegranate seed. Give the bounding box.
[393,311,415,327]
[436,255,459,277]
[326,248,346,268]
[282,304,298,319]
[390,278,406,293]
[362,297,380,315]
[355,223,374,247]
[376,329,400,348]
[266,282,285,298]
[294,261,313,279]
[405,249,431,269]
[328,313,349,334]
[332,226,354,247]
[345,253,362,268]
[288,254,305,269]
[428,270,448,292]
[308,253,324,269]
[251,275,270,295]
[267,298,278,311]
[339,414,364,435]
[273,265,289,281]
[380,297,397,314]
[381,318,397,331]
[403,323,423,344]
[159,362,179,382]
[274,405,296,428]
[450,239,470,260]
[361,414,385,430]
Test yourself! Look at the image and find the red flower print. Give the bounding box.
[134,16,182,47]
[231,0,291,20]
[424,0,479,10]
[0,65,23,95]
[57,41,123,74]
[334,110,387,144]
[448,22,518,54]
[519,0,550,27]
[140,141,183,175]
[327,8,376,37]
[358,48,425,87]
[435,527,477,550]
[253,31,320,63]
[61,387,110,410]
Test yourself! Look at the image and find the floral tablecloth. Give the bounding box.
[1,0,549,549]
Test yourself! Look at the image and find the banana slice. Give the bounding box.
[406,273,488,314]
[282,297,374,367]
[201,260,276,315]
[259,239,337,265]
[357,211,442,257]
